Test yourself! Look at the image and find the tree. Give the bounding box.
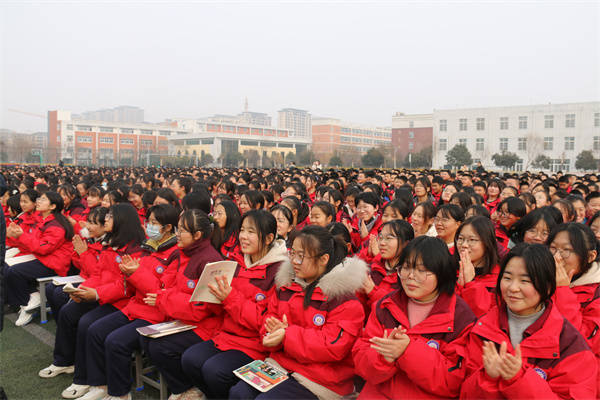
[405,146,432,168]
[575,150,598,171]
[492,151,520,170]
[199,153,214,167]
[362,148,384,168]
[525,133,544,169]
[297,150,315,166]
[377,144,394,168]
[245,150,260,167]
[445,144,472,168]
[222,151,244,167]
[285,152,296,165]
[532,154,551,170]
[340,147,362,167]
[329,154,343,167]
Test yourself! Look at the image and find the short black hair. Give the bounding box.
[496,243,556,306]
[148,204,179,233]
[455,216,498,276]
[512,208,559,243]
[547,222,599,278]
[436,204,465,223]
[382,199,411,219]
[355,191,379,208]
[182,191,211,214]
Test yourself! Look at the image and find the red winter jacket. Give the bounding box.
[73,205,100,235]
[13,214,73,276]
[64,201,86,222]
[357,255,400,317]
[263,257,367,396]
[136,207,147,226]
[83,241,145,310]
[6,211,39,250]
[495,224,510,251]
[353,290,476,399]
[220,233,244,267]
[485,198,500,213]
[212,239,288,360]
[350,215,383,250]
[456,265,500,317]
[155,238,224,340]
[123,237,180,324]
[461,301,597,399]
[72,239,104,279]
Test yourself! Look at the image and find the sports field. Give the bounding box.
[1,312,161,400]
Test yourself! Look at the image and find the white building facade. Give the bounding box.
[278,108,312,139]
[432,102,600,172]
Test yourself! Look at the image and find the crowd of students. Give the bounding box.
[2,164,600,400]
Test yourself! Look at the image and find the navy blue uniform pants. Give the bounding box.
[181,340,253,399]
[53,300,116,384]
[45,283,71,320]
[143,330,204,395]
[86,310,150,396]
[5,259,55,307]
[229,375,318,400]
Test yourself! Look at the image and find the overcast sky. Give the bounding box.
[2,0,599,132]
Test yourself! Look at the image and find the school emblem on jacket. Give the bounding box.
[426,339,440,350]
[155,266,164,274]
[313,314,326,326]
[255,293,266,302]
[115,256,122,263]
[187,280,195,289]
[534,367,547,380]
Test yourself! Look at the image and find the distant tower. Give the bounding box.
[244,97,248,112]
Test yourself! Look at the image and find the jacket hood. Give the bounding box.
[244,239,289,268]
[275,256,368,299]
[571,261,600,287]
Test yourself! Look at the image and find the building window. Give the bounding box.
[518,137,527,151]
[121,128,134,134]
[120,138,134,145]
[186,139,200,145]
[341,136,351,143]
[66,124,73,130]
[564,136,575,150]
[476,118,485,131]
[565,114,576,128]
[544,137,553,150]
[408,142,414,150]
[99,137,114,144]
[99,127,114,133]
[594,136,600,151]
[499,138,508,151]
[595,113,600,127]
[159,130,171,136]
[76,125,93,132]
[201,138,214,145]
[476,138,484,151]
[519,116,528,129]
[544,115,554,129]
[459,118,467,131]
[66,135,73,142]
[409,121,414,128]
[141,129,153,135]
[439,138,447,151]
[500,117,509,130]
[77,136,92,143]
[408,131,414,139]
[436,120,446,132]
[459,138,467,146]
[140,139,153,146]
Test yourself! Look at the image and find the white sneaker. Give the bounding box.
[39,364,75,378]
[24,291,41,312]
[61,383,90,399]
[168,387,205,400]
[78,386,107,400]
[15,307,33,326]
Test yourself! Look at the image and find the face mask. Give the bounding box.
[101,183,108,189]
[79,227,90,239]
[146,224,162,240]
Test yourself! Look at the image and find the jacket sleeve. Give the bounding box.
[17,226,66,256]
[553,286,600,353]
[352,302,398,385]
[460,334,505,399]
[457,280,495,317]
[283,299,364,364]
[76,249,100,277]
[499,350,597,399]
[95,270,130,305]
[128,256,179,294]
[222,284,274,333]
[395,327,471,398]
[367,285,393,309]
[156,287,222,322]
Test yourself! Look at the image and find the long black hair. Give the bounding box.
[107,203,146,249]
[180,209,223,251]
[218,200,242,243]
[294,225,348,308]
[454,216,498,276]
[547,222,600,280]
[43,191,74,240]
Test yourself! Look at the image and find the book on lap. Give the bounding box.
[189,260,238,304]
[136,321,196,338]
[234,360,289,392]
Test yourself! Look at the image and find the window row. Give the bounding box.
[438,136,597,151]
[438,113,599,132]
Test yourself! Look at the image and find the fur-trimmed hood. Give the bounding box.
[244,239,289,269]
[572,261,600,287]
[275,256,368,300]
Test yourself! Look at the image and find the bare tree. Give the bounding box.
[525,132,544,170]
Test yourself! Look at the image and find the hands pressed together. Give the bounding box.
[482,341,522,381]
[369,326,410,363]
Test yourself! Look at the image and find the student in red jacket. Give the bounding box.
[72,186,104,236]
[214,200,244,266]
[485,179,505,212]
[281,195,310,231]
[309,201,335,228]
[359,220,414,315]
[495,197,526,251]
[59,184,86,226]
[455,216,500,317]
[5,188,40,250]
[434,204,464,254]
[142,209,224,399]
[6,191,74,326]
[81,204,181,400]
[39,203,145,399]
[230,225,367,399]
[349,191,383,251]
[128,184,147,226]
[548,223,600,394]
[461,243,597,399]
[353,236,476,399]
[270,204,295,248]
[179,210,288,399]
[45,207,109,320]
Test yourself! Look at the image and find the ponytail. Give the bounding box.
[43,191,74,240]
[180,209,223,251]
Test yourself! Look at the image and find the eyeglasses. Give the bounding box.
[525,229,549,240]
[549,247,572,259]
[498,210,511,218]
[377,234,398,242]
[434,216,452,224]
[106,213,113,219]
[456,236,481,246]
[398,264,433,283]
[212,210,225,217]
[288,249,320,264]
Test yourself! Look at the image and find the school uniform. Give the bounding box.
[461,301,597,399]
[495,224,511,252]
[85,236,180,396]
[221,233,245,266]
[5,214,74,307]
[180,240,288,399]
[5,211,39,250]
[353,290,476,399]
[144,238,224,395]
[456,265,500,318]
[350,215,383,251]
[229,257,367,399]
[64,200,86,222]
[356,255,400,317]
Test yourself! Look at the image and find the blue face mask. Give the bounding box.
[146,224,162,240]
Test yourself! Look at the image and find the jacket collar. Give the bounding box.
[142,234,178,253]
[382,290,457,334]
[243,239,288,269]
[571,261,600,287]
[181,237,212,257]
[275,256,368,301]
